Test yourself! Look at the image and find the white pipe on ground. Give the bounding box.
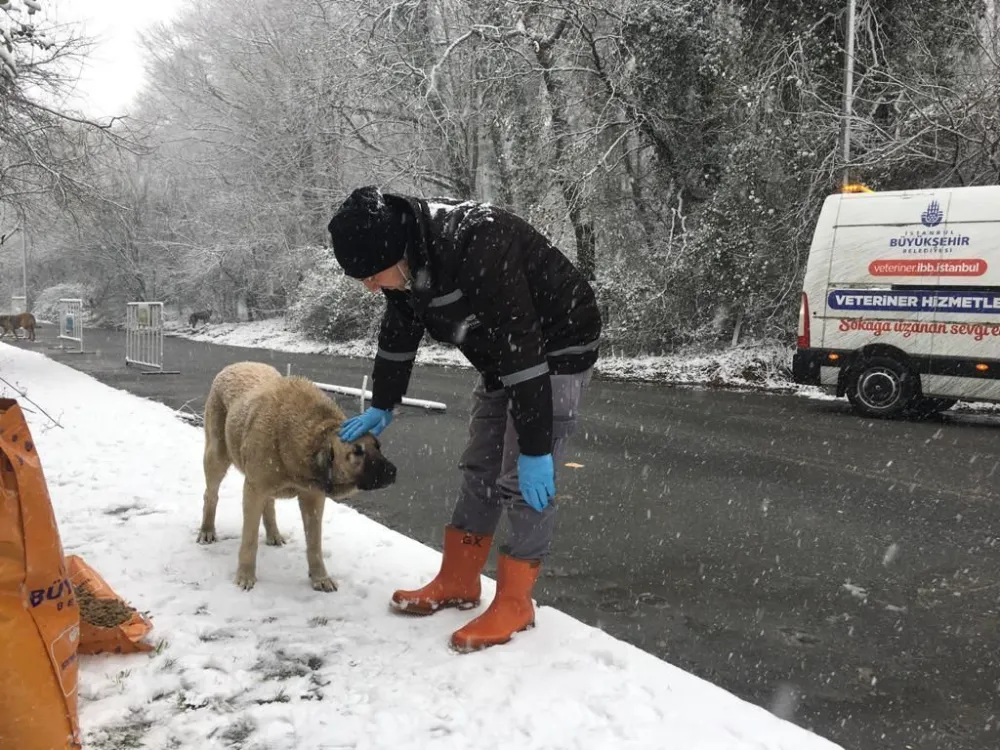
[312,381,447,412]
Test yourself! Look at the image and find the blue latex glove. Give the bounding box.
[339,406,393,441]
[518,453,555,512]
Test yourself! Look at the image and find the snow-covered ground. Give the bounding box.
[0,342,844,750]
[169,317,797,392]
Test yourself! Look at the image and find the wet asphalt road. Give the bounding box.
[8,326,1000,750]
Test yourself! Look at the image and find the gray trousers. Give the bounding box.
[450,369,592,561]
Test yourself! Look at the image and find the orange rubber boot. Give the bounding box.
[450,554,541,653]
[391,525,492,615]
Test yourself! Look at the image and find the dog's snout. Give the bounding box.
[374,459,397,488]
[359,456,397,491]
[384,462,397,485]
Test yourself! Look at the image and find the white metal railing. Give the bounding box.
[57,298,84,353]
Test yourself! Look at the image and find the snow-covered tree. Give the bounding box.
[0,0,48,82]
[19,0,1000,351]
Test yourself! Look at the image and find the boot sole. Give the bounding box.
[390,599,480,616]
[449,621,535,654]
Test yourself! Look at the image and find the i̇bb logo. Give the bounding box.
[921,200,945,227]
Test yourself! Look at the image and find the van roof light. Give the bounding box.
[841,183,875,194]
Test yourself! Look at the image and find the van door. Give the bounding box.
[923,186,1000,401]
[825,189,945,361]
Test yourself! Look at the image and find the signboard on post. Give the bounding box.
[136,302,151,328]
[11,296,26,315]
[125,302,179,375]
[57,298,84,353]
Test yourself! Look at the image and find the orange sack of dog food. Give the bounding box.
[67,554,154,655]
[0,399,82,750]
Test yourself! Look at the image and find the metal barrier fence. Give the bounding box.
[57,298,84,353]
[125,302,179,374]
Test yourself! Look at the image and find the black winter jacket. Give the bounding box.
[369,195,601,456]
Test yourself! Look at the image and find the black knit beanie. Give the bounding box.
[327,186,411,279]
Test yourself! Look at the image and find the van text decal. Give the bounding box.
[887,230,970,254]
[888,233,970,249]
[829,289,1000,313]
[882,203,971,254]
[840,318,1000,341]
[868,259,987,277]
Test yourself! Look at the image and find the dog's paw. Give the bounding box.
[235,567,257,590]
[197,529,217,544]
[311,576,338,593]
[265,532,286,547]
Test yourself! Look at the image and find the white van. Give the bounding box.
[793,184,1000,417]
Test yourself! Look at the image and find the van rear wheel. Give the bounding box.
[846,355,917,418]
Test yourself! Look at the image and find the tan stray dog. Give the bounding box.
[198,362,397,591]
[0,312,36,341]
